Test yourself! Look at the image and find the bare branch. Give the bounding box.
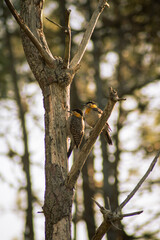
[64,9,71,68]
[45,17,64,30]
[121,210,143,218]
[66,88,124,189]
[117,150,160,211]
[4,0,55,66]
[92,198,107,213]
[92,221,111,240]
[91,208,143,240]
[91,151,160,240]
[70,0,110,68]
[37,211,44,214]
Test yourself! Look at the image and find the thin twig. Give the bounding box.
[117,150,160,211]
[45,17,79,34]
[92,198,103,209]
[45,17,64,29]
[4,0,55,66]
[121,210,143,218]
[117,97,126,101]
[70,0,110,68]
[37,211,44,214]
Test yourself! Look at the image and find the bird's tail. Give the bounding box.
[102,129,113,145]
[67,141,74,158]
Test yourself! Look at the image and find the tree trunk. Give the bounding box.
[43,84,73,240]
[20,1,73,239]
[3,5,35,239]
[82,153,96,239]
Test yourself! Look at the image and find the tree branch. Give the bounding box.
[117,150,160,211]
[91,151,160,240]
[121,211,143,218]
[92,221,111,240]
[4,0,55,66]
[70,0,110,68]
[66,87,125,189]
[45,17,64,30]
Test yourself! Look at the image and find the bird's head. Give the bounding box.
[84,101,97,109]
[69,109,83,118]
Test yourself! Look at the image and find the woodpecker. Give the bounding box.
[67,109,85,158]
[84,101,112,145]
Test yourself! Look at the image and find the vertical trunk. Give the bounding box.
[20,1,73,239]
[82,154,96,239]
[92,31,121,240]
[3,6,35,239]
[43,84,73,240]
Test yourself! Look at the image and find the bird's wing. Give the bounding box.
[92,107,103,115]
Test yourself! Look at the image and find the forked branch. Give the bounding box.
[5,0,110,74]
[4,0,55,66]
[117,149,160,211]
[92,151,160,240]
[70,0,110,68]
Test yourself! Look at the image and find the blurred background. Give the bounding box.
[0,0,160,239]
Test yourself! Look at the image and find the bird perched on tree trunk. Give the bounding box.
[84,101,112,145]
[67,109,85,158]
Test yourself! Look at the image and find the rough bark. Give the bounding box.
[20,0,54,90]
[19,1,73,239]
[43,84,73,240]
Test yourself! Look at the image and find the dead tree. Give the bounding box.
[5,0,160,239]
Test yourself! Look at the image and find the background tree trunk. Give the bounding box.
[3,4,35,239]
